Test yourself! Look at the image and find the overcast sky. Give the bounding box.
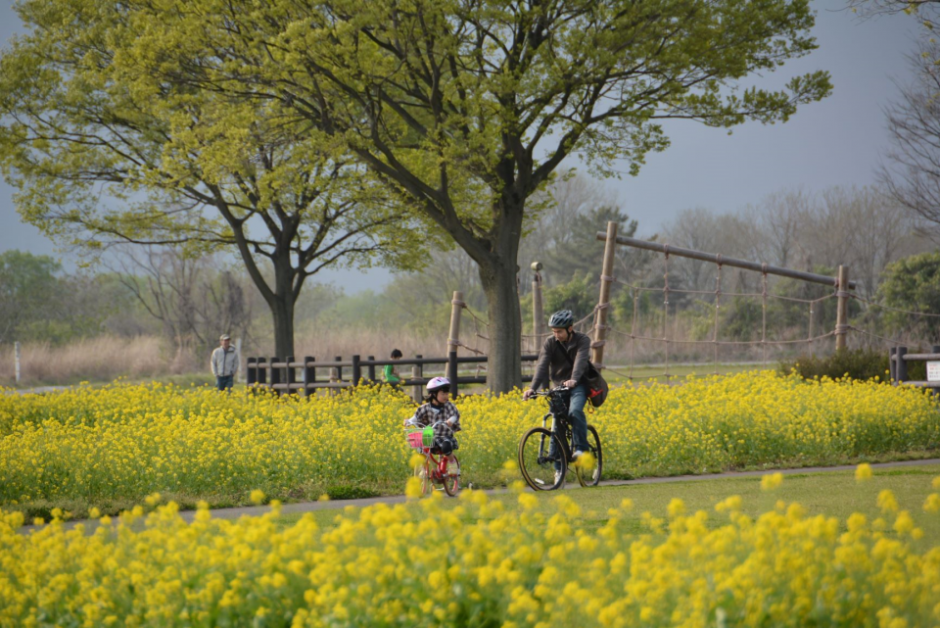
[0,0,925,291]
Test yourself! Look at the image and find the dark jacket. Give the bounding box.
[531,331,592,390]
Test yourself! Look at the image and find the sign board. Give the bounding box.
[928,361,940,382]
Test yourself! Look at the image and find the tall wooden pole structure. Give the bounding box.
[592,221,618,368]
[531,261,544,345]
[835,265,850,352]
[447,291,463,357]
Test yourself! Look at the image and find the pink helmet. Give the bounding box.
[426,376,451,394]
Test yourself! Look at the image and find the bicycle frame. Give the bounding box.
[541,390,576,463]
[419,449,450,482]
[407,427,460,496]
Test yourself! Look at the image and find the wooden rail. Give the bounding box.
[889,345,940,389]
[247,352,541,399]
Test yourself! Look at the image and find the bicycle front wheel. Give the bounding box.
[414,459,431,496]
[575,425,603,487]
[518,427,566,491]
[442,455,460,497]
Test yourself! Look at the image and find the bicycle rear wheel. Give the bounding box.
[575,425,603,487]
[518,427,566,491]
[442,455,460,497]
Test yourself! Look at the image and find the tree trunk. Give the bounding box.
[477,251,523,394]
[269,257,297,360]
[270,293,296,360]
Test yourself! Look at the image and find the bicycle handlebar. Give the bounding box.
[525,385,571,399]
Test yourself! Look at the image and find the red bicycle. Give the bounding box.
[406,426,461,497]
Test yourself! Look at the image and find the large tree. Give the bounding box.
[253,0,832,392]
[0,0,424,359]
[7,0,831,391]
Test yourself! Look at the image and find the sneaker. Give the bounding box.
[554,470,564,486]
[572,450,585,460]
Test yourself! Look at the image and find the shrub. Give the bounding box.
[778,347,927,382]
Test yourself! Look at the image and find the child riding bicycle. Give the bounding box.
[404,376,461,469]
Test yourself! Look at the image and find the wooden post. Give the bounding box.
[531,262,544,348]
[367,356,376,383]
[256,357,267,386]
[896,346,908,384]
[835,265,850,352]
[889,347,897,384]
[247,357,257,386]
[14,341,21,384]
[593,221,618,368]
[448,351,459,397]
[303,356,315,396]
[447,291,463,356]
[352,355,362,387]
[269,356,281,394]
[235,338,242,383]
[330,356,342,394]
[412,354,423,403]
[285,356,295,394]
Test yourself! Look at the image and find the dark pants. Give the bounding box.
[216,375,234,391]
[550,384,589,469]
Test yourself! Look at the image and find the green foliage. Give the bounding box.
[779,348,895,382]
[543,273,597,323]
[0,250,127,345]
[0,1,428,357]
[541,205,639,287]
[0,250,62,343]
[324,485,380,500]
[702,267,862,342]
[0,0,833,384]
[878,251,940,342]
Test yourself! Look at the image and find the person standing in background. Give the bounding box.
[211,334,239,391]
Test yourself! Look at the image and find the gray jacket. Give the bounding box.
[530,331,592,390]
[211,346,240,377]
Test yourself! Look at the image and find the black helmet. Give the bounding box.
[548,309,574,328]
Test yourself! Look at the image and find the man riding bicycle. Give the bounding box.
[523,310,592,466]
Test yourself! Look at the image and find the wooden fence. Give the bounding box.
[247,352,541,400]
[890,345,940,389]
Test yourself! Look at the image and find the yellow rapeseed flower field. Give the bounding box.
[0,485,938,627]
[0,372,938,514]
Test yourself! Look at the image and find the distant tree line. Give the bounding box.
[2,177,938,362]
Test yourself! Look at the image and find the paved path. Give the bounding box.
[3,385,70,395]
[18,458,940,535]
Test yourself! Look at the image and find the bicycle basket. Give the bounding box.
[406,427,435,450]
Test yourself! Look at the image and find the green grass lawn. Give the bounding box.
[277,463,940,546]
[602,362,774,385]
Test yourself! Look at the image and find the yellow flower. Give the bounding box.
[877,489,899,514]
[855,463,873,482]
[667,498,686,518]
[250,489,266,505]
[760,473,784,491]
[405,476,423,499]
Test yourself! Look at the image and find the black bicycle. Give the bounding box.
[518,385,603,490]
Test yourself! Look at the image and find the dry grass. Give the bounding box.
[0,336,185,387]
[289,328,449,361]
[0,316,905,388]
